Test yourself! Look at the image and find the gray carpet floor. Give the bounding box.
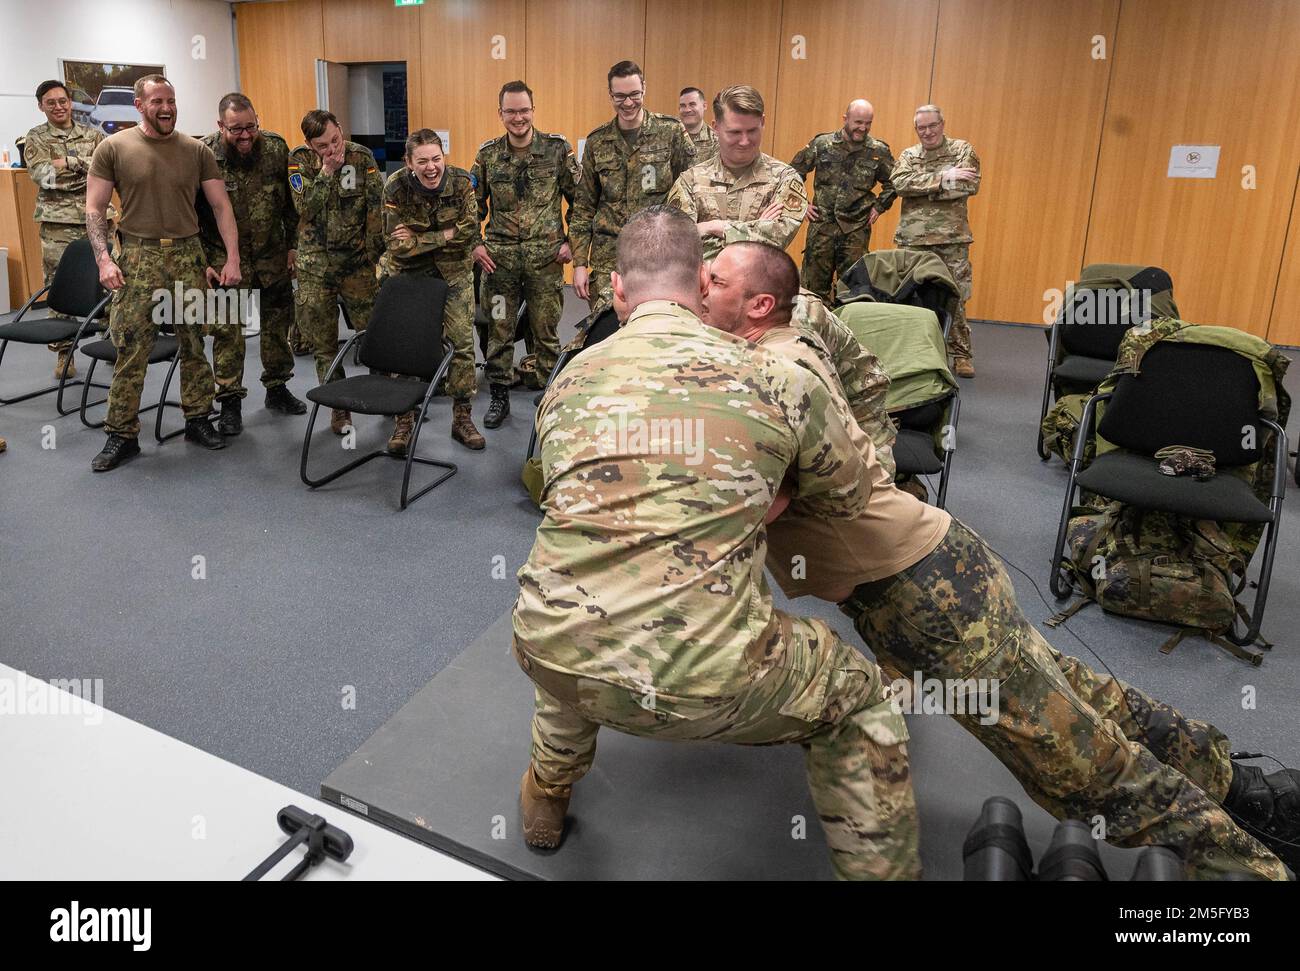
[2,293,1298,843]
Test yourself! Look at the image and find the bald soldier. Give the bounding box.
[892,104,979,378]
[514,206,919,880]
[569,60,695,315]
[790,99,896,302]
[706,240,1296,881]
[677,86,718,163]
[667,84,807,261]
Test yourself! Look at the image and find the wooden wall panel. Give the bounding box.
[235,0,323,145]
[321,0,425,135]
[931,0,1118,325]
[418,0,527,170]
[642,0,783,152]
[1266,175,1300,346]
[1085,0,1300,335]
[772,0,939,281]
[524,0,646,156]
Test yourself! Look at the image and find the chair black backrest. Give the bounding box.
[47,238,107,319]
[357,275,450,381]
[1096,341,1262,467]
[1059,288,1140,360]
[583,307,620,349]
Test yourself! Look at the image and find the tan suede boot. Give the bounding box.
[953,357,975,378]
[330,408,352,436]
[387,411,415,456]
[451,402,485,450]
[54,348,76,380]
[520,765,570,849]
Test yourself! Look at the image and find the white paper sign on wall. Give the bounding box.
[577,138,586,163]
[1168,145,1220,179]
[436,129,452,159]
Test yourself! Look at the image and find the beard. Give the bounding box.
[228,136,263,169]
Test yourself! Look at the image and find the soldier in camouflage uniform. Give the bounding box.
[569,61,695,315]
[198,93,306,436]
[668,85,807,262]
[790,100,896,302]
[892,105,979,378]
[708,243,1289,880]
[24,80,105,378]
[289,109,384,435]
[515,208,919,879]
[85,75,236,472]
[677,86,719,163]
[379,129,485,452]
[471,81,580,429]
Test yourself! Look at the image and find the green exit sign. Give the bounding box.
[395,0,423,6]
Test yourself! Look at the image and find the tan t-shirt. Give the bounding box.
[760,326,952,598]
[89,127,222,239]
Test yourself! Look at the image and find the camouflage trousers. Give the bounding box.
[911,242,972,361]
[841,519,1286,881]
[582,236,617,318]
[39,222,87,351]
[517,615,921,881]
[800,223,869,303]
[104,237,214,438]
[212,276,294,400]
[295,255,377,384]
[481,243,563,388]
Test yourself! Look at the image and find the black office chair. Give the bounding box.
[1049,341,1286,659]
[1036,267,1173,460]
[524,307,621,462]
[891,392,961,509]
[0,238,111,412]
[76,326,185,442]
[300,275,457,509]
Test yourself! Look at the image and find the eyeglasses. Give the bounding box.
[916,122,942,133]
[223,123,259,136]
[501,108,532,118]
[611,91,644,104]
[43,98,71,108]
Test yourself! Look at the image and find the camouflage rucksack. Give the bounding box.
[1040,393,1093,465]
[1054,502,1254,659]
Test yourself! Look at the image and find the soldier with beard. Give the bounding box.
[198,93,306,435]
[86,75,239,471]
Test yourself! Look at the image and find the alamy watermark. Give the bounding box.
[593,410,706,466]
[152,284,260,331]
[889,671,999,725]
[0,670,104,726]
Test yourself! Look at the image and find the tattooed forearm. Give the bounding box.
[87,211,111,263]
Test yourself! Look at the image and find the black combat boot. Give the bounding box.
[216,398,243,436]
[185,417,227,450]
[264,383,307,415]
[90,434,141,472]
[1224,757,1300,873]
[484,384,511,429]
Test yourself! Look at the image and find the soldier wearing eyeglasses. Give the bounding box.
[568,60,695,315]
[197,93,305,435]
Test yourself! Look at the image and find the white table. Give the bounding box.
[0,663,497,880]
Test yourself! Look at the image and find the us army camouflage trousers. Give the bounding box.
[800,223,869,303]
[911,242,972,361]
[518,619,921,881]
[212,277,294,400]
[295,256,377,384]
[39,222,87,350]
[104,238,214,438]
[482,244,563,388]
[842,519,1287,881]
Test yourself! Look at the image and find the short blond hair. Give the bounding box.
[713,85,765,119]
[914,104,943,123]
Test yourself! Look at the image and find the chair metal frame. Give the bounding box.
[299,333,458,510]
[0,286,111,411]
[77,330,186,443]
[1048,390,1287,659]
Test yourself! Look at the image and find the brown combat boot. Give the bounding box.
[520,765,570,849]
[451,402,485,450]
[330,408,352,435]
[54,348,76,380]
[953,357,975,379]
[387,411,415,456]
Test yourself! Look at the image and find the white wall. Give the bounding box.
[347,64,385,139]
[0,0,237,157]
